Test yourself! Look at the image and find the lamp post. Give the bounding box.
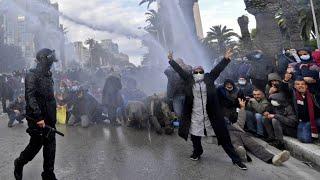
[310,0,320,49]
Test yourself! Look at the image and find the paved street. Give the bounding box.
[0,113,320,180]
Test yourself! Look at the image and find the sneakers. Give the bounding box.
[234,162,248,170]
[190,154,200,161]
[190,150,203,161]
[235,146,247,162]
[272,150,290,166]
[14,159,23,180]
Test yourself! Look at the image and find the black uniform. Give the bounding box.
[14,48,58,180]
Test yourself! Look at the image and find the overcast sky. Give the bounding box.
[52,0,256,65]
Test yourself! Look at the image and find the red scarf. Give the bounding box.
[295,90,318,138]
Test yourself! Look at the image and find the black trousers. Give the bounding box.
[191,135,241,163]
[16,133,56,179]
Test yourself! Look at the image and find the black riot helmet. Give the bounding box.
[35,48,58,71]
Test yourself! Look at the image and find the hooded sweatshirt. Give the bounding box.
[265,73,282,97]
[268,93,298,137]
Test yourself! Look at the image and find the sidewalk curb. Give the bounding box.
[252,136,320,168]
[283,136,320,167]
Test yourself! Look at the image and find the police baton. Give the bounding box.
[44,125,65,137]
[25,116,64,137]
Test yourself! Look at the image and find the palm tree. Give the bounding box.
[85,38,98,68]
[144,9,161,38]
[205,25,239,54]
[139,0,156,8]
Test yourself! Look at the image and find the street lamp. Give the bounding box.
[310,0,320,49]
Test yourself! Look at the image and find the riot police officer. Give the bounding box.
[14,48,58,180]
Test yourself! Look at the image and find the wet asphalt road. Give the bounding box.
[1,113,320,180]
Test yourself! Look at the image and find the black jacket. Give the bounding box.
[169,58,232,145]
[102,75,123,107]
[72,92,102,119]
[25,68,56,128]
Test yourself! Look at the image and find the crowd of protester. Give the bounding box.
[1,46,319,170]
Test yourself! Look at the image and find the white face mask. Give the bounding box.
[254,54,262,59]
[300,55,310,61]
[238,80,246,85]
[193,74,204,82]
[271,100,281,107]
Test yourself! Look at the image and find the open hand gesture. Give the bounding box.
[238,98,246,109]
[224,48,233,60]
[168,51,174,61]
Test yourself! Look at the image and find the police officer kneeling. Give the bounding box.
[14,48,58,180]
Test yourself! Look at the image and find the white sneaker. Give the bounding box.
[272,150,290,166]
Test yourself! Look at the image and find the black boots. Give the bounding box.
[41,172,57,180]
[14,159,23,180]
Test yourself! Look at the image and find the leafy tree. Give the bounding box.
[139,0,156,8]
[204,25,239,54]
[250,28,257,39]
[275,0,320,42]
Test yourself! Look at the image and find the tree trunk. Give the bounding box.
[244,0,283,60]
[281,0,304,49]
[238,15,253,52]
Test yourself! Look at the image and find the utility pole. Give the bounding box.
[310,0,320,48]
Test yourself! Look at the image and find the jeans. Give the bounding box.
[255,113,264,136]
[8,112,25,126]
[245,111,264,136]
[263,118,284,141]
[297,118,320,143]
[172,95,185,118]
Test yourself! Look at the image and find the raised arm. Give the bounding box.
[209,49,232,81]
[167,51,191,81]
[168,60,190,81]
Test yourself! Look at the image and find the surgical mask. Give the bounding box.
[254,54,262,59]
[300,55,310,61]
[238,80,246,85]
[226,87,234,91]
[71,86,79,91]
[271,100,280,107]
[193,74,204,82]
